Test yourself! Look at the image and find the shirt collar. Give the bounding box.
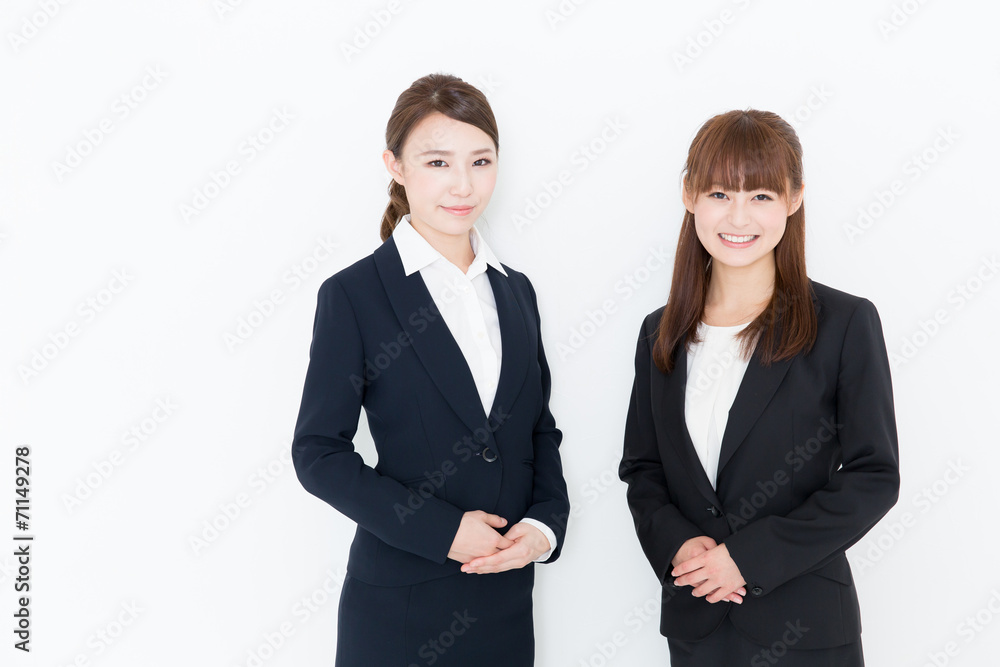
[392,214,508,278]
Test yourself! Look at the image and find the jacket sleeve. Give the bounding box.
[291,276,465,564]
[619,317,704,585]
[723,298,901,595]
[519,276,571,563]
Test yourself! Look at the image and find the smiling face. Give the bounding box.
[383,112,498,241]
[683,183,803,271]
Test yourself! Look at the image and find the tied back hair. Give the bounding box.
[380,73,499,242]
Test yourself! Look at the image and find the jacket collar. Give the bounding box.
[373,236,528,435]
[651,284,821,507]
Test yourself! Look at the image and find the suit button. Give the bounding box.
[750,586,763,597]
[708,506,721,517]
[481,447,497,462]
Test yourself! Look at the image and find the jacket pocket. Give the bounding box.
[807,554,854,586]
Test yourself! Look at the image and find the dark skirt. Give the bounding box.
[667,615,864,667]
[336,565,534,667]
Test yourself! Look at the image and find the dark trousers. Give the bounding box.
[667,615,864,667]
[336,565,534,667]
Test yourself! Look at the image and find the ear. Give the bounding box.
[681,176,696,214]
[383,149,405,186]
[786,183,804,216]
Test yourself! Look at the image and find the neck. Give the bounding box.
[409,216,475,273]
[704,254,776,325]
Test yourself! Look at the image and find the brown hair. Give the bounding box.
[379,73,499,242]
[652,109,817,373]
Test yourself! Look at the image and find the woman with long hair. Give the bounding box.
[292,73,569,666]
[619,109,899,665]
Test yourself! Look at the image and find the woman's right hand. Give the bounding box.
[447,511,513,563]
[672,536,745,604]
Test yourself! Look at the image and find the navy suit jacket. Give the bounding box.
[619,280,900,649]
[292,236,569,587]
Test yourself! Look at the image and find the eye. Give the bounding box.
[752,193,774,201]
[708,192,728,200]
[428,160,447,167]
[473,158,492,166]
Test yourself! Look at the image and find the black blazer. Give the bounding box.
[619,280,899,649]
[292,236,569,587]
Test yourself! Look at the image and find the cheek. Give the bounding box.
[405,172,443,205]
[762,211,787,237]
[474,170,498,197]
[692,206,718,241]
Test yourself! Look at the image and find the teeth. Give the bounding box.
[720,233,757,243]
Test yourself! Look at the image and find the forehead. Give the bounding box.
[404,113,495,155]
[687,124,792,195]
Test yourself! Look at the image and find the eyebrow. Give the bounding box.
[417,148,495,157]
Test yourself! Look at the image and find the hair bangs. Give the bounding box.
[685,113,792,198]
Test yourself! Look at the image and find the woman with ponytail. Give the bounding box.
[291,73,569,666]
[619,110,899,665]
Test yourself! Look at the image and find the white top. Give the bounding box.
[392,214,556,561]
[684,320,753,490]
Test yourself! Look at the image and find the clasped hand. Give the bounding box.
[670,536,746,604]
[447,510,550,574]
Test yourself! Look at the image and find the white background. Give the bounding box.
[3,1,999,665]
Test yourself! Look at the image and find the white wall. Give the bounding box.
[3,1,998,665]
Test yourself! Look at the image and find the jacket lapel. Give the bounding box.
[373,237,527,437]
[652,339,722,509]
[716,285,822,475]
[652,283,821,498]
[485,266,529,429]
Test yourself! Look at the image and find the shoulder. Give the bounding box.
[808,279,881,325]
[495,261,538,305]
[641,305,666,334]
[317,251,378,303]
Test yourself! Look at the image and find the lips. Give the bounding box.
[720,233,757,243]
[442,205,474,216]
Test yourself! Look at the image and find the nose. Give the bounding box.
[450,166,473,197]
[728,198,751,229]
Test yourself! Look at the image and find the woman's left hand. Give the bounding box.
[460,522,550,574]
[671,543,747,604]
